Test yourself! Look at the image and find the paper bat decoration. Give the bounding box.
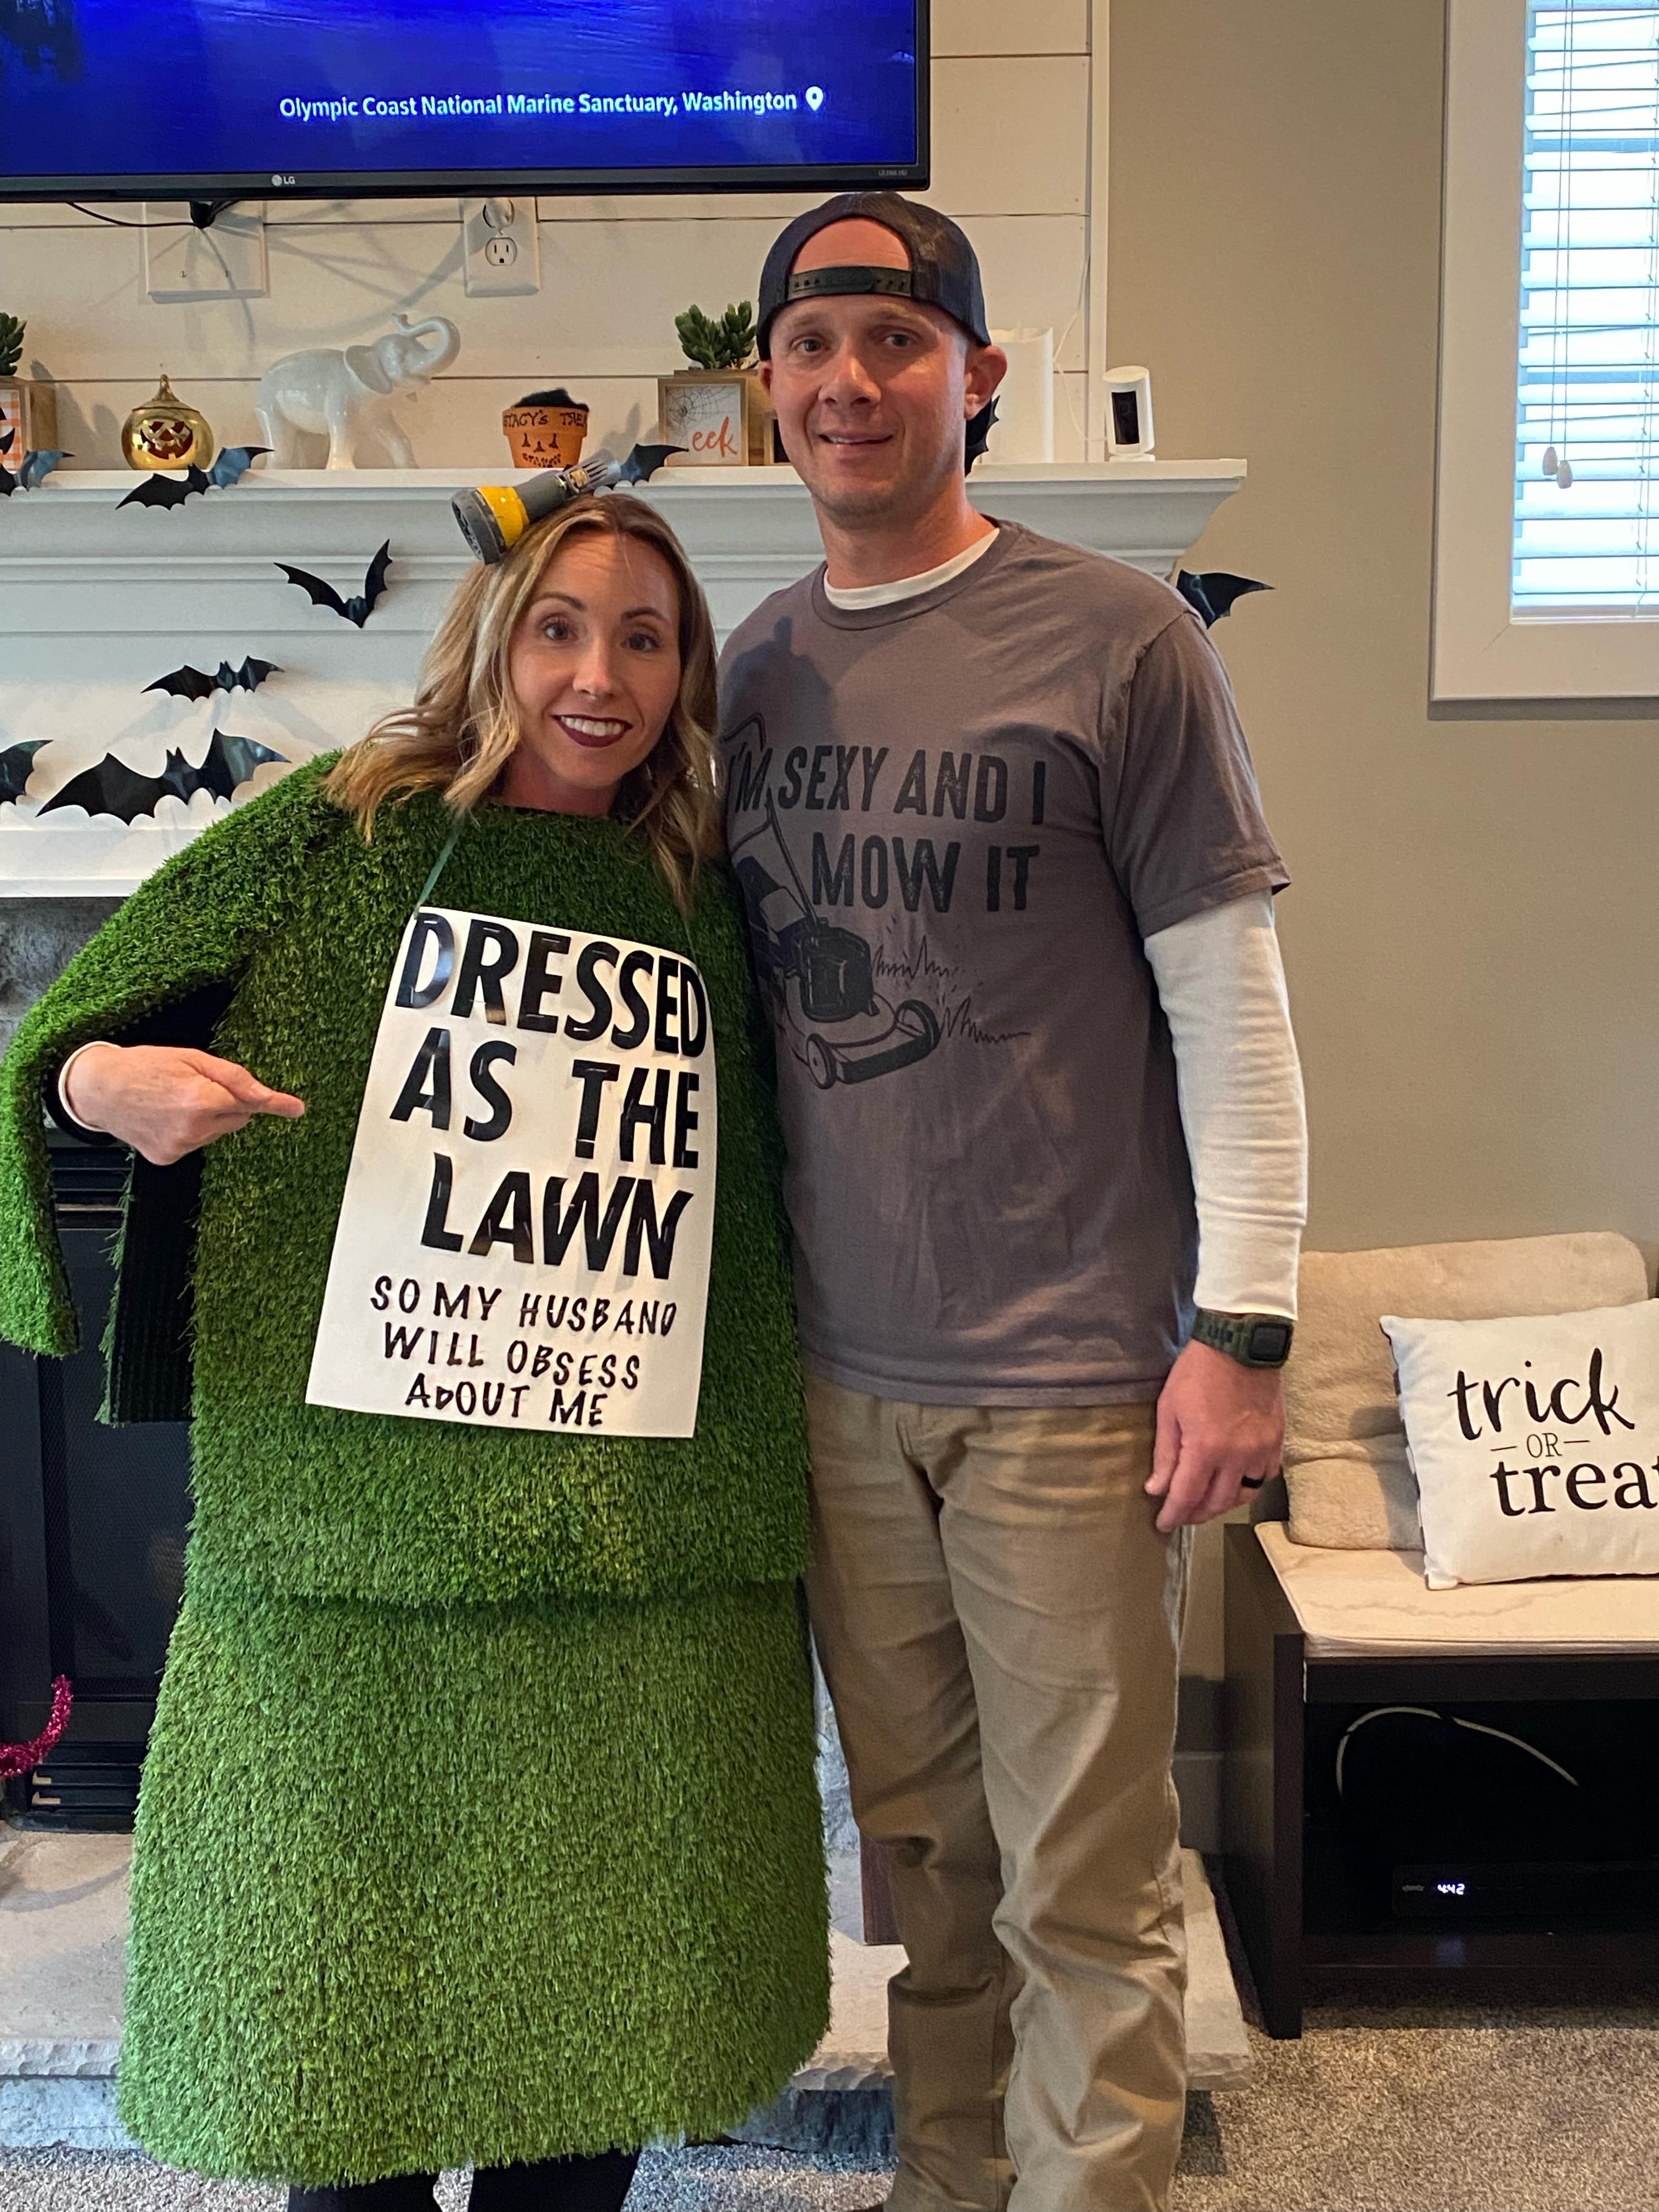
[618,442,687,484]
[1175,571,1272,627]
[0,429,70,496]
[116,445,270,510]
[211,445,268,488]
[275,540,392,628]
[964,394,999,472]
[19,449,69,488]
[144,656,282,702]
[0,740,48,804]
[40,731,289,822]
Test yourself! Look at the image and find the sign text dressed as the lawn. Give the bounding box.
[307,905,716,1436]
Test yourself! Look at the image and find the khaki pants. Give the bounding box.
[804,1376,1189,2212]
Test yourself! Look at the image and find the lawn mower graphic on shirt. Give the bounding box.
[730,792,941,1089]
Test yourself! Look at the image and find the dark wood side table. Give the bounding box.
[1222,1522,1659,2037]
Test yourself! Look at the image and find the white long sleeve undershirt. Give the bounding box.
[1145,890,1307,1321]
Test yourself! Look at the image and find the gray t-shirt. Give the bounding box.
[718,521,1288,1405]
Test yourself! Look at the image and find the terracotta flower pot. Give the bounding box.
[501,388,588,469]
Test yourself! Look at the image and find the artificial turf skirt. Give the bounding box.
[116,1576,830,2187]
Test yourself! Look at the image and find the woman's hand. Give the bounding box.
[62,1043,304,1166]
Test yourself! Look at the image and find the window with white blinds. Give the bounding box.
[1514,1,1659,613]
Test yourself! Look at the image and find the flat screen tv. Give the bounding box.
[0,0,928,202]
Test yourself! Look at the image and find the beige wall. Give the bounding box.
[0,0,1100,468]
[1110,0,1659,1261]
[1115,0,1659,1753]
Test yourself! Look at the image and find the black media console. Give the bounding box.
[1222,1523,1659,2036]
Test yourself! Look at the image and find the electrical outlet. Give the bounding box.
[144,203,268,302]
[462,196,541,297]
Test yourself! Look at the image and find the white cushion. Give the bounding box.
[1257,1523,1659,1654]
[1284,1233,1650,1550]
[1381,1300,1659,1588]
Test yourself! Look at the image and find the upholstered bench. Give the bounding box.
[1222,1233,1659,2037]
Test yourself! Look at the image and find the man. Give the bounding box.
[719,193,1307,2212]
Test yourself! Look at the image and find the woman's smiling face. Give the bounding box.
[501,527,683,815]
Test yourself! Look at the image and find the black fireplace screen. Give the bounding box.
[1,1132,191,1826]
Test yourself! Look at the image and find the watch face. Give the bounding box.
[1248,1321,1292,1364]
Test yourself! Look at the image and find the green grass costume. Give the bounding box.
[0,761,830,2186]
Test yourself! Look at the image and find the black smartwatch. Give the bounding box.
[1191,1308,1294,1369]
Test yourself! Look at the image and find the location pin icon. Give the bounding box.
[805,85,825,110]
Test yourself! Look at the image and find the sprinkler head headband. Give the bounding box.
[450,450,620,565]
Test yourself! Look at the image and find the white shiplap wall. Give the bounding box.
[0,1,1105,472]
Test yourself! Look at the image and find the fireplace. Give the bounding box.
[0,1131,191,1829]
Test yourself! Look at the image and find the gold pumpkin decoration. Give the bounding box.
[122,372,214,471]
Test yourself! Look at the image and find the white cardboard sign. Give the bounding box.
[307,904,716,1437]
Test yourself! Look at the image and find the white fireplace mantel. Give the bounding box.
[0,461,1245,896]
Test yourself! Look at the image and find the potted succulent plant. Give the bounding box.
[657,301,775,467]
[675,301,757,372]
[0,314,59,455]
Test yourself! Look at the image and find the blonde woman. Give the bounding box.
[0,495,828,2211]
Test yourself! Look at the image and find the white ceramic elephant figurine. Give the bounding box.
[255,313,461,469]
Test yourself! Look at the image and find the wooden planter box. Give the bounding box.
[0,377,60,456]
[656,368,775,467]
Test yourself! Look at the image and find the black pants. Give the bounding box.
[287,2149,640,2212]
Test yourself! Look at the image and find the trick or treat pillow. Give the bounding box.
[1380,1302,1659,1589]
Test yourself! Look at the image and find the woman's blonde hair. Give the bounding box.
[323,492,720,910]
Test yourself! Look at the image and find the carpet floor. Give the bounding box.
[0,2143,889,2211]
[9,1990,1657,2212]
[8,1894,1659,2212]
[1177,1993,1659,2212]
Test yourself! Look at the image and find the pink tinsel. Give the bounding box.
[0,1677,74,1780]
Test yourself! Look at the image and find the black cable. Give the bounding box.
[68,202,194,229]
[66,198,243,289]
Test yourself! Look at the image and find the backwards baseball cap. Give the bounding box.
[757,191,992,358]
